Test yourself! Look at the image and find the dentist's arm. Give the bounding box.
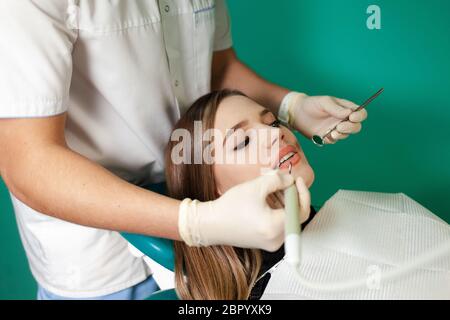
[0,113,181,240]
[211,47,289,116]
[0,113,294,251]
[212,48,368,143]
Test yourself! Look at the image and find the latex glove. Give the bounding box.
[266,176,311,224]
[295,176,311,224]
[178,170,296,252]
[279,92,368,144]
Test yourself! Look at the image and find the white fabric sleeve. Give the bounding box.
[213,0,233,51]
[0,0,78,118]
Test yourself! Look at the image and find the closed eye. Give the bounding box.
[234,136,250,151]
[270,119,281,128]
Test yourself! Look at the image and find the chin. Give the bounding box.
[295,166,315,188]
[306,169,315,188]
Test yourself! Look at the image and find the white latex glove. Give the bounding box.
[178,170,296,252]
[267,176,311,224]
[279,92,368,144]
[295,176,311,224]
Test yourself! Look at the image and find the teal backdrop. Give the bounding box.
[0,0,449,299]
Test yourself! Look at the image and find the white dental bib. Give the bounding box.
[262,190,450,299]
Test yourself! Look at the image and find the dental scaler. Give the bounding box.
[284,163,302,269]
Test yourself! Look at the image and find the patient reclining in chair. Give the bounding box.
[163,89,450,300]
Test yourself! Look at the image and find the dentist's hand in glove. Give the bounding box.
[266,176,311,225]
[178,170,304,252]
[280,92,368,144]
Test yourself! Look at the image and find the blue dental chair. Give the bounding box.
[121,232,178,300]
[121,182,178,300]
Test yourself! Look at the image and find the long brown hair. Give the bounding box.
[164,90,262,300]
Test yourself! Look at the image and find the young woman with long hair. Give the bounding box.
[164,89,316,299]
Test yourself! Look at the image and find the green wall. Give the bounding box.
[1,0,449,299]
[228,0,450,221]
[0,179,36,299]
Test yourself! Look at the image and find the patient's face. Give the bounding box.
[212,95,315,194]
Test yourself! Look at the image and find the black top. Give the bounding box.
[248,205,318,300]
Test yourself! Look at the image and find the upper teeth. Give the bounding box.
[278,152,296,167]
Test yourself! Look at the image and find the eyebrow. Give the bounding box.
[223,109,271,146]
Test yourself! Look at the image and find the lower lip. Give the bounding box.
[279,153,301,170]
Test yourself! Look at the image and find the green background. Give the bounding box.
[1,0,449,299]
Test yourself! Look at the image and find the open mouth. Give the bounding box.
[278,152,296,168]
[274,145,302,170]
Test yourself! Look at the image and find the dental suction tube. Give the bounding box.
[284,163,301,269]
[289,240,450,292]
[283,174,450,292]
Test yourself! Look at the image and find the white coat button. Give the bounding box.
[174,80,179,87]
[164,5,170,13]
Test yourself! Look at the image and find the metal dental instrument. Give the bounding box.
[284,162,301,268]
[312,88,384,147]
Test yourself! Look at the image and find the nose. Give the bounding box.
[268,127,284,149]
[257,126,284,168]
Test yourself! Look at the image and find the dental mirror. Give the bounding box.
[312,88,384,147]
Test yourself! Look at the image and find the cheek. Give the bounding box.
[293,159,315,188]
[284,128,301,147]
[214,163,264,193]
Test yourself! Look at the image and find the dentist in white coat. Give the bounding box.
[0,0,367,299]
